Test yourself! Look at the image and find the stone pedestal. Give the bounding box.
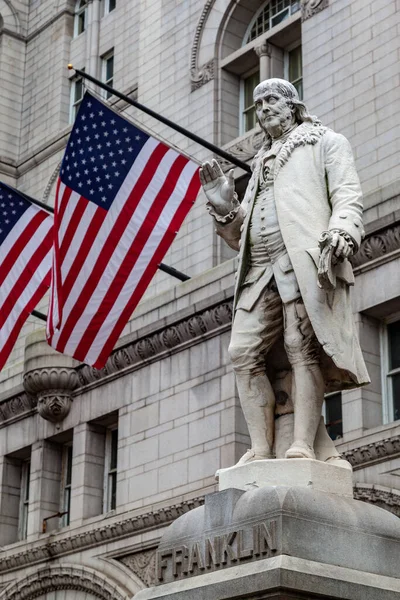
[217,457,353,497]
[134,461,400,600]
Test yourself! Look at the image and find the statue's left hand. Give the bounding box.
[328,230,354,263]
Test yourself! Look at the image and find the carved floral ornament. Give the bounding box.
[301,0,328,21]
[118,549,157,587]
[0,565,128,600]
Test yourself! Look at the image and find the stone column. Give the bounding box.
[254,43,272,81]
[86,0,101,81]
[23,329,79,424]
[28,440,62,536]
[69,422,106,525]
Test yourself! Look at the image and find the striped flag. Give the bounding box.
[0,183,53,371]
[47,91,200,368]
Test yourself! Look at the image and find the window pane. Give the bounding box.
[110,472,117,510]
[244,71,259,109]
[289,46,302,82]
[78,11,85,34]
[74,78,83,103]
[392,373,400,421]
[271,7,290,28]
[325,392,343,440]
[66,446,73,485]
[110,428,118,469]
[388,321,400,370]
[106,55,114,81]
[108,0,116,11]
[245,0,299,43]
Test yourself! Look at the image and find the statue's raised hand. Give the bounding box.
[199,159,236,216]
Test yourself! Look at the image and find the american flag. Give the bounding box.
[47,91,201,368]
[0,183,53,371]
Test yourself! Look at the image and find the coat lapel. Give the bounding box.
[273,122,327,178]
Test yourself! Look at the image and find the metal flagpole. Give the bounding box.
[68,65,252,175]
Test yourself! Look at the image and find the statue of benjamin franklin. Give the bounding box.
[200,78,370,467]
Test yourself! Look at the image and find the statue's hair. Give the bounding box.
[253,78,320,147]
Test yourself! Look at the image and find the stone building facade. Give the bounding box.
[0,0,399,598]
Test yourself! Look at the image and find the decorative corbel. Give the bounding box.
[301,0,329,21]
[23,329,79,423]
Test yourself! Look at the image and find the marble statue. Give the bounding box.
[200,78,370,467]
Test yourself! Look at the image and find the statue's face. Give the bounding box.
[254,85,295,136]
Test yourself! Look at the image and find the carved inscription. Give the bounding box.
[156,520,277,581]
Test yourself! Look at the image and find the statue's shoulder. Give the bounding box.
[319,126,355,155]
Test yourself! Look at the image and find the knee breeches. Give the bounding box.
[228,282,319,372]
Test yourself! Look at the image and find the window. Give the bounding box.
[74,0,87,36]
[383,319,400,422]
[60,445,73,526]
[102,51,114,99]
[104,0,116,14]
[104,427,118,512]
[323,393,343,440]
[286,44,303,99]
[70,71,85,122]
[241,70,260,133]
[219,0,302,144]
[244,0,301,45]
[18,460,30,540]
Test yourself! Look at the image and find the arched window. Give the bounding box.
[244,0,301,44]
[219,0,303,141]
[74,0,87,37]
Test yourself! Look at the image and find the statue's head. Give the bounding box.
[253,78,313,139]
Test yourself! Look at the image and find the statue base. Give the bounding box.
[216,457,353,497]
[134,481,400,600]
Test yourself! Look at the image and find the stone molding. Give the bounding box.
[254,42,272,58]
[354,484,400,518]
[190,0,216,91]
[301,0,329,21]
[23,367,79,423]
[42,160,61,203]
[342,435,400,469]
[0,391,36,425]
[76,301,233,387]
[0,565,128,600]
[0,497,204,574]
[350,222,400,268]
[218,129,264,172]
[191,58,215,91]
[118,549,157,587]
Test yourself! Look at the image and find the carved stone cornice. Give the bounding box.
[301,0,329,21]
[0,392,36,425]
[341,435,400,469]
[0,497,204,574]
[0,565,128,600]
[77,301,232,387]
[350,223,400,268]
[190,0,216,91]
[23,367,79,423]
[118,549,157,587]
[218,130,264,172]
[354,484,400,518]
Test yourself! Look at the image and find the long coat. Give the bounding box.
[214,122,370,391]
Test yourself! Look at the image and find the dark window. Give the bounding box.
[325,392,343,440]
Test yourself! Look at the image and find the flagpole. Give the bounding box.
[68,65,252,175]
[31,309,47,322]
